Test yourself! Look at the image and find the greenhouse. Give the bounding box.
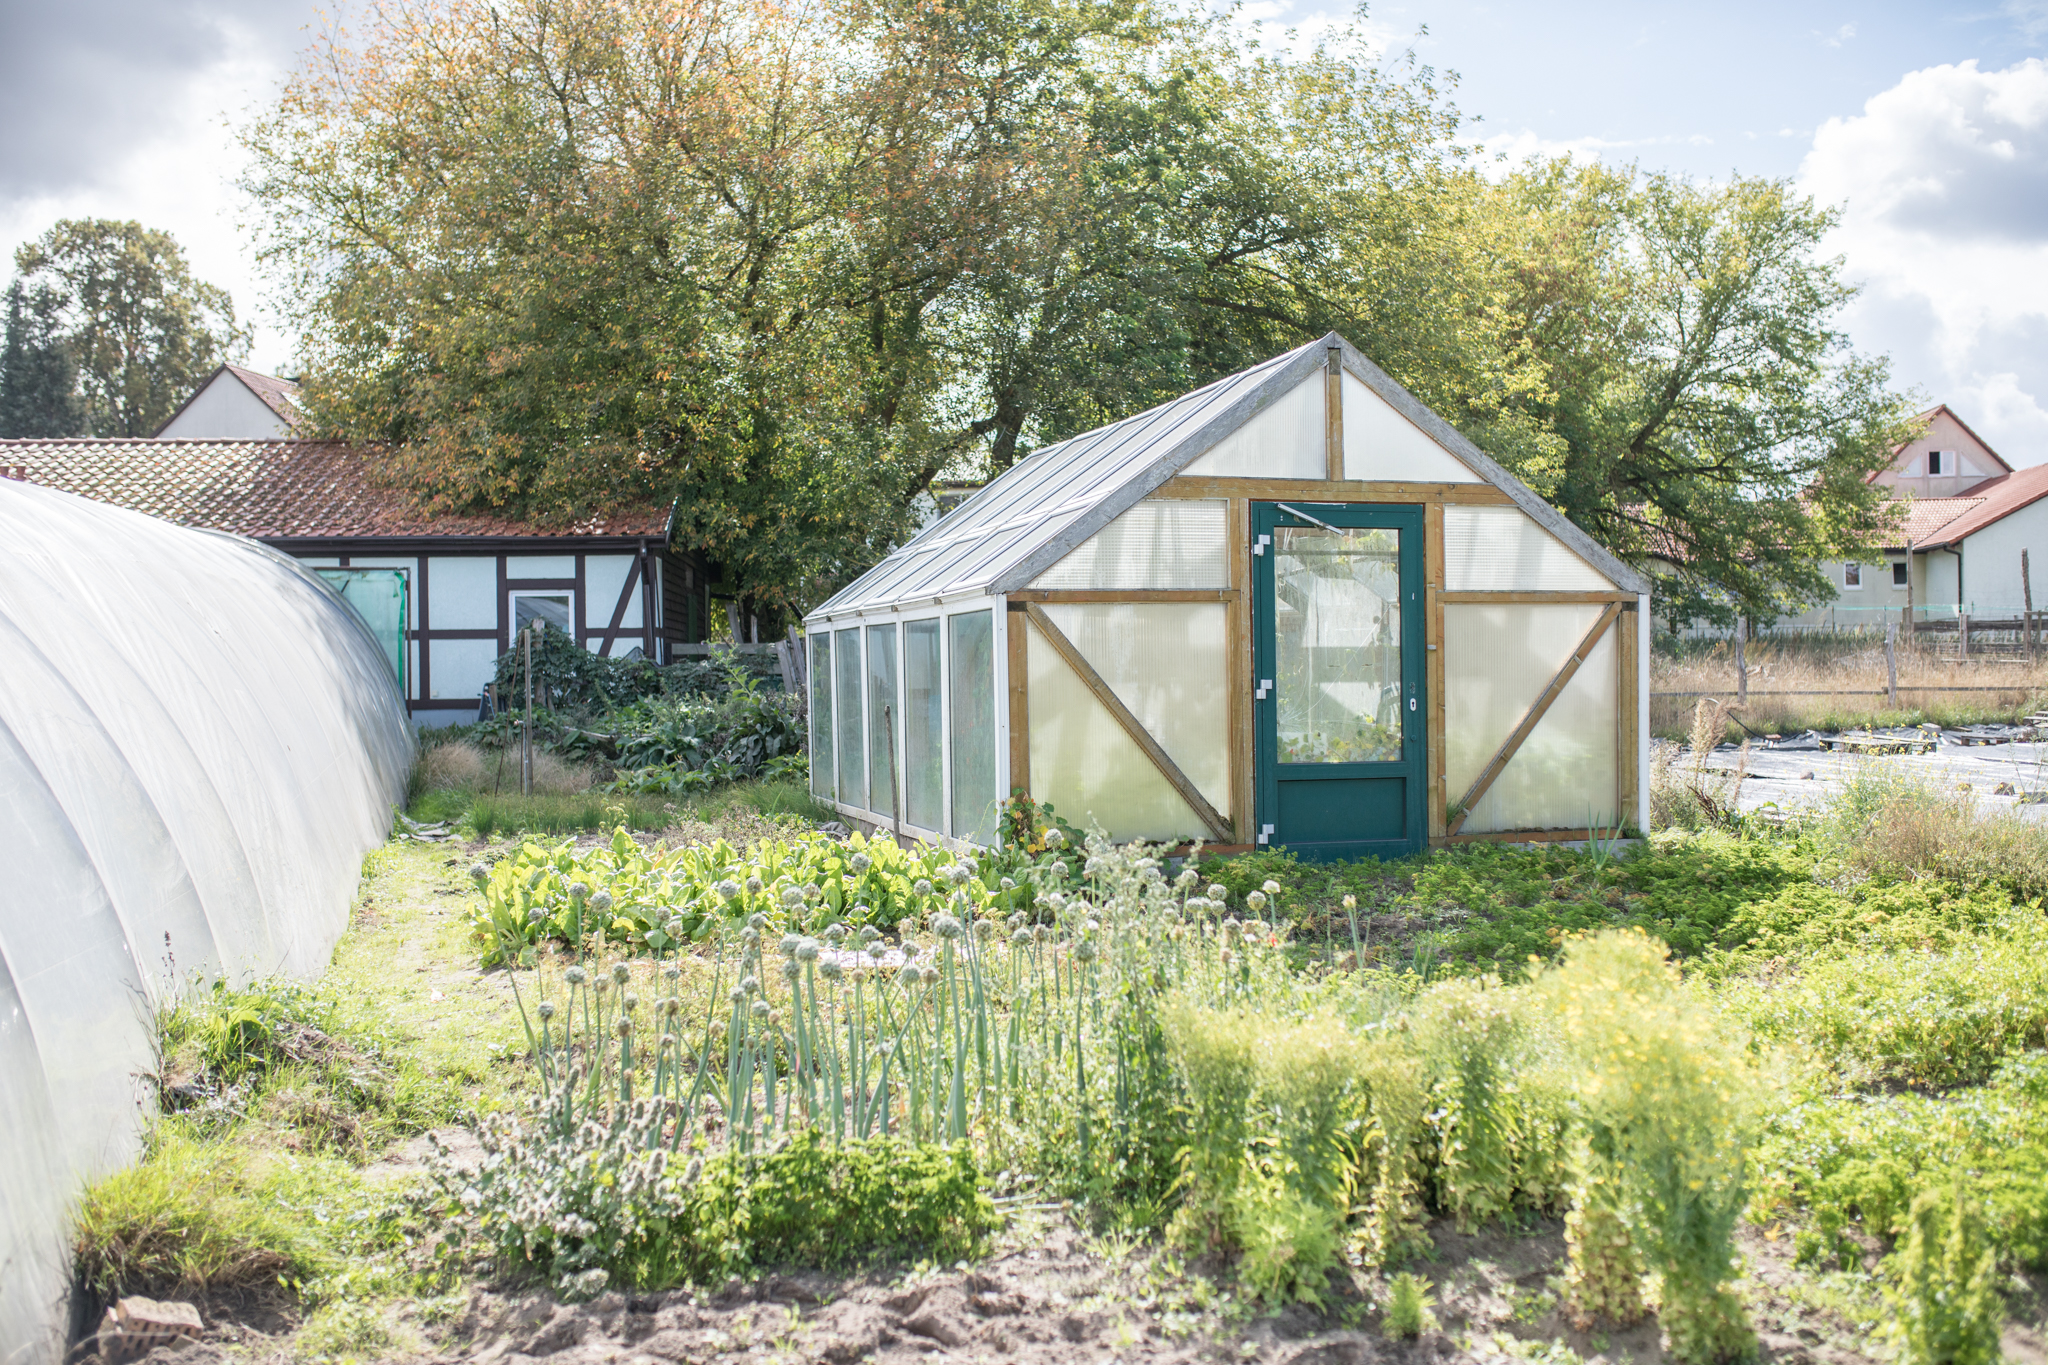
[0,480,412,1365]
[804,333,1651,856]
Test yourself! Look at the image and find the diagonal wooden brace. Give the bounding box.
[1447,601,1623,835]
[1023,603,1233,843]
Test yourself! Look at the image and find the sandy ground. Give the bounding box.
[1691,731,2048,821]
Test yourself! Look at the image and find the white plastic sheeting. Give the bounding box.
[0,480,411,1365]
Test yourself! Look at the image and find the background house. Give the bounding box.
[0,436,711,724]
[153,363,304,439]
[1734,404,2043,634]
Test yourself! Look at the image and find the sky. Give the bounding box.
[4,0,2048,459]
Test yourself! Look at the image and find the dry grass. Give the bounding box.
[416,739,487,790]
[1652,642,2048,739]
[415,738,592,795]
[1813,767,2048,901]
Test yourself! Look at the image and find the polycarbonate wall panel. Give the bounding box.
[1341,372,1481,483]
[904,620,943,832]
[1028,604,1228,842]
[866,624,899,817]
[1182,373,1325,479]
[948,611,999,843]
[1444,505,1613,592]
[809,633,835,801]
[834,628,865,809]
[0,480,410,1365]
[1443,603,1620,833]
[1031,500,1229,590]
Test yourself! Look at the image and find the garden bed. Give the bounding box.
[68,783,2048,1365]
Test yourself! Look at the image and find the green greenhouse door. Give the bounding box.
[1252,502,1425,860]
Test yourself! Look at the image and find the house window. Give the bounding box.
[1843,563,1861,588]
[1892,561,1909,587]
[511,591,573,636]
[1927,450,1947,475]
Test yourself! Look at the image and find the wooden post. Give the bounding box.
[1961,611,1971,659]
[1885,621,1898,706]
[522,624,534,795]
[1904,539,1914,651]
[2024,549,2036,665]
[1734,619,1748,704]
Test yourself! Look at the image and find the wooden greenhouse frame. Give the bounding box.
[804,335,1652,857]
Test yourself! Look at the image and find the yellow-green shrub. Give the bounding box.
[1540,931,1763,1362]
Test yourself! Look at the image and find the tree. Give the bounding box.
[0,280,82,438]
[1472,163,1918,628]
[244,0,1913,619]
[13,219,251,438]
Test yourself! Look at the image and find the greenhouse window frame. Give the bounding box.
[806,590,1008,848]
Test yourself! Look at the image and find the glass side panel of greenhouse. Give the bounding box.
[866,624,899,817]
[947,610,998,843]
[809,632,834,801]
[903,619,943,832]
[1272,527,1402,764]
[834,628,864,810]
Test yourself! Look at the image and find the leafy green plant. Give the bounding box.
[1538,932,1760,1363]
[1887,1183,2004,1365]
[1230,1177,1343,1308]
[1381,1271,1437,1339]
[1560,1159,1646,1329]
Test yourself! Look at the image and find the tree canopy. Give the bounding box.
[12,219,251,438]
[245,0,1914,623]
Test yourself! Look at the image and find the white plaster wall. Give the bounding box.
[1958,508,2048,611]
[426,556,497,630]
[583,554,644,632]
[155,375,293,439]
[430,638,499,701]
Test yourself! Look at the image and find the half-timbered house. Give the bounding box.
[0,437,711,724]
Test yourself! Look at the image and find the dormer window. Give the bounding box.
[1928,450,1949,475]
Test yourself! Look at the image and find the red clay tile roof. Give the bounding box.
[0,438,673,540]
[1891,496,1984,548]
[226,365,303,427]
[1917,463,2048,548]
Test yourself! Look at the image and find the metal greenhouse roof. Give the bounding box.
[809,332,1646,619]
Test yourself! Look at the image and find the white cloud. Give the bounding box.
[1801,59,2048,462]
[0,14,293,372]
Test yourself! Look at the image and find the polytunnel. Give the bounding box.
[805,332,1652,856]
[0,479,413,1365]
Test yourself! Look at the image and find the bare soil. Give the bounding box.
[108,1206,1985,1365]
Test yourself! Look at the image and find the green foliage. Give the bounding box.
[72,1131,408,1302]
[13,218,251,437]
[450,1116,994,1293]
[1887,1184,2004,1365]
[466,827,1000,966]
[0,278,81,436]
[1752,1052,2048,1271]
[1381,1272,1438,1339]
[1401,832,1812,969]
[1723,909,2048,1089]
[1538,932,1760,1363]
[1560,1164,1646,1329]
[1229,1178,1343,1309]
[1412,978,1569,1228]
